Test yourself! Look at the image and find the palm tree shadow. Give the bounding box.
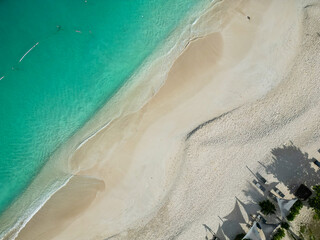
[203,143,319,239]
[264,143,320,194]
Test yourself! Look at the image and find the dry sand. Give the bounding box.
[16,0,320,239]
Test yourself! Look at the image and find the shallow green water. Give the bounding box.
[0,0,204,214]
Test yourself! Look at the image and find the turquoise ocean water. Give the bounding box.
[0,0,205,218]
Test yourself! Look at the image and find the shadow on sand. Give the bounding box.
[265,143,320,194]
[204,142,320,239]
[204,197,260,239]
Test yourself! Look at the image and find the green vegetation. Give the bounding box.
[280,222,290,230]
[234,233,245,240]
[309,185,320,220]
[299,221,320,240]
[272,228,285,240]
[259,200,276,215]
[287,200,303,221]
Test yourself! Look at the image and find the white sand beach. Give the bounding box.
[16,0,320,239]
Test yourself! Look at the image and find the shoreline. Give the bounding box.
[0,1,216,239]
[14,0,306,239]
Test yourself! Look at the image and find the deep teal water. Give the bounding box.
[0,0,204,215]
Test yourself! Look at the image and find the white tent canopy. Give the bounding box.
[276,197,297,219]
[243,222,262,240]
[258,221,279,240]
